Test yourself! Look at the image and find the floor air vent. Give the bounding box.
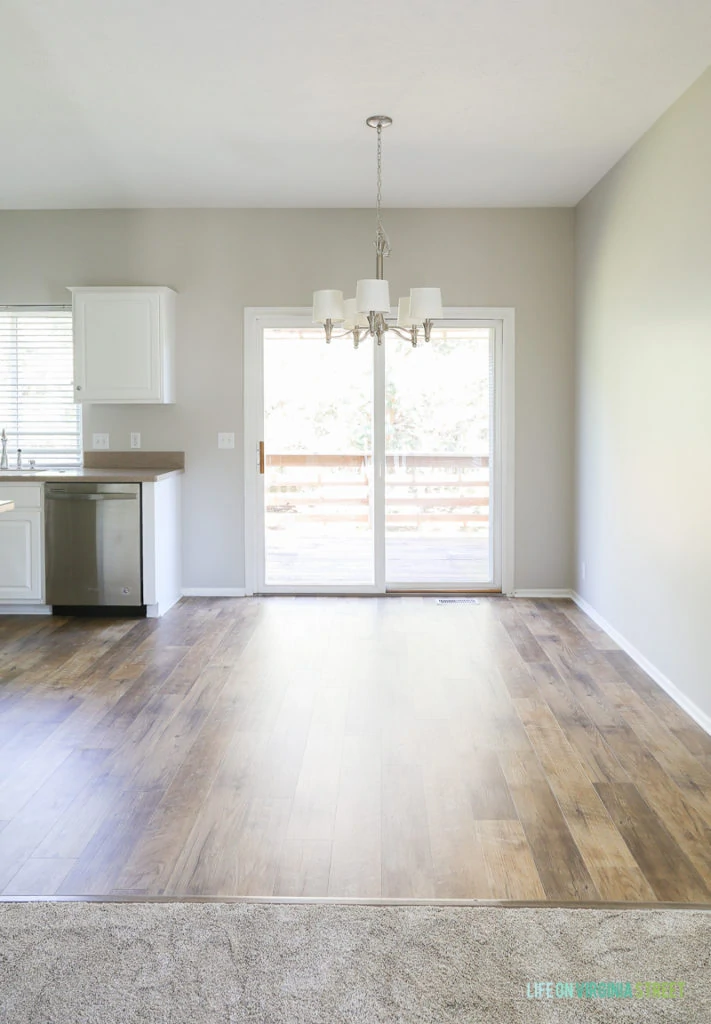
[436,597,480,605]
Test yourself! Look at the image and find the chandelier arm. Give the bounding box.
[324,328,358,341]
[385,325,415,342]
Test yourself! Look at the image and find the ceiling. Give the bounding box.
[3,0,711,209]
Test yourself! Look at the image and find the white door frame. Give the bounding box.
[243,307,515,596]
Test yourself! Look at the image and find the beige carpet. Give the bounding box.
[1,902,709,1022]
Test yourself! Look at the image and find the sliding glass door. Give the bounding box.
[255,319,501,593]
[384,327,494,587]
[262,327,375,587]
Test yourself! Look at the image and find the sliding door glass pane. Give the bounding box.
[263,328,374,586]
[384,327,493,586]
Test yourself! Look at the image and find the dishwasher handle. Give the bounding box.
[46,492,138,501]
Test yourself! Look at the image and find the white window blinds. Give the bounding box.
[0,307,81,468]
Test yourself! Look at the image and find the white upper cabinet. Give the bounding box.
[70,286,176,403]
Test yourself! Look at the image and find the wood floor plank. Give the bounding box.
[527,661,629,784]
[505,777,600,901]
[381,764,436,898]
[593,721,711,882]
[162,728,269,895]
[3,857,76,896]
[497,742,600,902]
[475,820,546,900]
[329,736,382,897]
[0,747,108,891]
[495,602,547,663]
[617,694,711,797]
[595,783,711,902]
[285,684,347,844]
[286,733,343,843]
[32,773,123,861]
[57,786,165,896]
[422,765,491,899]
[462,750,518,820]
[113,710,237,892]
[557,600,619,651]
[515,698,656,901]
[273,839,332,897]
[672,727,711,759]
[226,796,292,897]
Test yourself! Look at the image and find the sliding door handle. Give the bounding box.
[259,441,265,475]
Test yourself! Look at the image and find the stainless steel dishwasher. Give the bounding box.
[45,482,143,610]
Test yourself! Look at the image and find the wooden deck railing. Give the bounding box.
[265,452,490,525]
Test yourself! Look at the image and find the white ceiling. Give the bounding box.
[2,0,711,209]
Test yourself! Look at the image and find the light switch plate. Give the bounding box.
[92,433,110,450]
[130,432,141,449]
[218,432,235,449]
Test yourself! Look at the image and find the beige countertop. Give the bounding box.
[0,500,14,513]
[0,468,183,483]
[0,451,185,485]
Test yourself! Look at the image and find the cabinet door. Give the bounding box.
[0,509,43,601]
[74,291,162,402]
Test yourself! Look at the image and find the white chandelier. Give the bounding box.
[312,115,442,349]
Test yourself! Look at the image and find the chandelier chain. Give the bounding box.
[375,125,391,256]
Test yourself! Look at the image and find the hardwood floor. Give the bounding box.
[0,596,710,902]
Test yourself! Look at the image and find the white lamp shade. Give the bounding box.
[409,287,442,321]
[356,279,390,314]
[343,298,369,330]
[397,296,423,327]
[313,289,345,323]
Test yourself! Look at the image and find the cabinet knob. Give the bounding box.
[76,385,82,391]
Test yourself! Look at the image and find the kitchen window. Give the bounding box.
[0,307,81,468]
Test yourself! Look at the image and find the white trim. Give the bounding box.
[0,604,52,615]
[373,334,386,590]
[388,585,503,595]
[142,483,157,606]
[182,587,247,598]
[499,310,515,596]
[244,307,516,597]
[513,589,573,599]
[571,592,711,738]
[145,593,182,618]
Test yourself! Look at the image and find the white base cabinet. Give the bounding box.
[142,475,182,618]
[70,286,176,404]
[0,479,182,617]
[0,485,44,602]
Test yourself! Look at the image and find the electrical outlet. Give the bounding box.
[130,432,141,449]
[92,433,110,450]
[218,432,235,450]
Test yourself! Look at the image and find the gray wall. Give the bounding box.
[0,208,574,591]
[575,68,711,718]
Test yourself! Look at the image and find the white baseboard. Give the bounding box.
[512,589,573,599]
[0,604,53,616]
[146,600,176,619]
[181,588,247,598]
[184,587,574,601]
[571,591,711,738]
[146,591,182,619]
